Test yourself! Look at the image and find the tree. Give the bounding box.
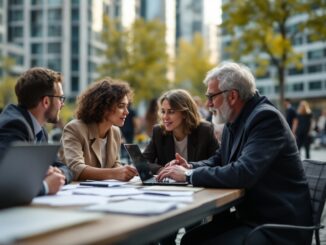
[304,0,326,41]
[174,33,216,97]
[0,56,17,109]
[222,0,310,111]
[98,17,169,103]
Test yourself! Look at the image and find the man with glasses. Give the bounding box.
[0,67,73,196]
[157,62,312,244]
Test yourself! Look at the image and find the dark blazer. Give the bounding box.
[143,121,219,173]
[0,104,73,195]
[190,94,313,244]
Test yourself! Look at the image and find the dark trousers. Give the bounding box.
[181,211,272,245]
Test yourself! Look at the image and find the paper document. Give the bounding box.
[0,207,102,244]
[130,194,193,203]
[73,187,142,196]
[32,194,109,206]
[84,199,177,215]
[142,186,204,192]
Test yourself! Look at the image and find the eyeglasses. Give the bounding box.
[205,90,229,102]
[46,95,66,103]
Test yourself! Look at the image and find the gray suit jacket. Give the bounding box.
[143,121,219,173]
[190,94,313,244]
[0,104,73,194]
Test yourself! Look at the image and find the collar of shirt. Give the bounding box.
[28,111,43,136]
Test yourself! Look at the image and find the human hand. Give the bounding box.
[165,153,191,169]
[44,172,65,195]
[112,165,138,181]
[156,165,187,182]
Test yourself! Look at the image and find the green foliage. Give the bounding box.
[0,56,17,109]
[174,33,216,97]
[98,17,169,104]
[222,0,310,110]
[304,0,326,41]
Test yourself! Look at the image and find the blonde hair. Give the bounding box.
[158,89,201,135]
[297,100,311,115]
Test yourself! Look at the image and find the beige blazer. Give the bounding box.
[60,119,121,180]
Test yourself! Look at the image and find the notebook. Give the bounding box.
[123,144,188,186]
[0,142,60,209]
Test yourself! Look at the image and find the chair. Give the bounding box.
[244,159,326,245]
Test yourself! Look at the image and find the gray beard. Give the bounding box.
[210,101,230,124]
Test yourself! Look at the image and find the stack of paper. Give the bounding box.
[84,199,177,216]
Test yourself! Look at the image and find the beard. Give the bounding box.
[45,105,60,124]
[212,99,231,124]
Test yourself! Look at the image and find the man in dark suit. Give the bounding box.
[0,67,73,196]
[284,98,298,133]
[157,62,313,244]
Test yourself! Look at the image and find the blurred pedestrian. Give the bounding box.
[295,100,313,159]
[283,98,298,133]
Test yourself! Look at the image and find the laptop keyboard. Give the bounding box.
[146,177,176,184]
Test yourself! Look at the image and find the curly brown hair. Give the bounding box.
[75,77,132,124]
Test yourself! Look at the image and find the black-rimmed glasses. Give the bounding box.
[46,95,66,103]
[205,90,229,102]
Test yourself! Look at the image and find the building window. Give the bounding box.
[9,26,23,40]
[47,58,61,71]
[71,41,79,55]
[288,67,303,75]
[72,9,79,21]
[31,58,44,67]
[9,10,23,21]
[309,80,322,90]
[31,10,43,24]
[31,0,43,5]
[48,43,61,53]
[293,82,304,92]
[71,58,79,71]
[48,9,61,21]
[31,43,43,54]
[308,49,324,60]
[71,76,79,92]
[48,25,62,37]
[10,0,23,5]
[31,25,43,37]
[48,0,62,6]
[307,64,323,73]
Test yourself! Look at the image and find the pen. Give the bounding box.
[144,191,170,196]
[79,182,109,188]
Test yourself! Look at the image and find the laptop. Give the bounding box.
[124,144,188,186]
[0,142,60,209]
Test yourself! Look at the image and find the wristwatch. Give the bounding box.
[185,169,193,184]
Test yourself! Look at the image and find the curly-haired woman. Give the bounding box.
[60,78,137,181]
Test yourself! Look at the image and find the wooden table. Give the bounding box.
[18,188,244,245]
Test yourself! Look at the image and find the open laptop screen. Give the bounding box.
[123,144,154,181]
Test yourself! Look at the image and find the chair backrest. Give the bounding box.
[302,159,326,225]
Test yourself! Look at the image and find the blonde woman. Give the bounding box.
[294,100,313,159]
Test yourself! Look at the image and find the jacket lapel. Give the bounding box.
[105,128,117,168]
[89,123,102,167]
